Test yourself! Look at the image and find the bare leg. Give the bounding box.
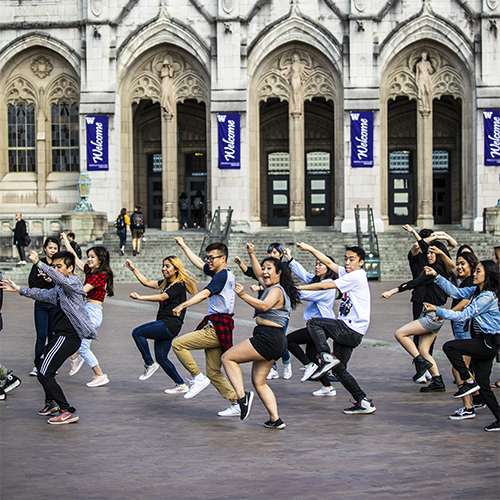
[395,320,434,358]
[252,360,279,421]
[416,333,439,376]
[91,364,104,377]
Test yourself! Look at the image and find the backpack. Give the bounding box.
[193,197,203,210]
[115,215,126,230]
[131,212,145,229]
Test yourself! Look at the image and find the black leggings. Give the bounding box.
[286,327,330,387]
[443,337,499,421]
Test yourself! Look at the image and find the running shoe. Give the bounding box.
[301,362,318,382]
[139,362,160,381]
[69,355,85,376]
[264,418,286,429]
[343,398,376,414]
[473,402,487,410]
[283,363,292,380]
[453,381,480,399]
[86,374,109,387]
[2,372,21,393]
[218,403,241,417]
[38,400,60,415]
[47,410,79,425]
[484,420,500,432]
[311,353,340,380]
[29,366,38,377]
[184,376,210,399]
[238,391,255,421]
[449,406,475,420]
[266,367,279,380]
[312,386,336,397]
[164,383,189,394]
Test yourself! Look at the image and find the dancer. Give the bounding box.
[381,243,451,392]
[491,246,500,389]
[115,208,130,255]
[234,242,292,380]
[171,238,240,416]
[284,246,338,396]
[423,260,500,432]
[126,256,197,393]
[221,249,300,428]
[297,244,376,415]
[0,365,21,399]
[61,233,113,387]
[1,250,97,424]
[28,236,60,376]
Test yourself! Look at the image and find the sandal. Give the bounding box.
[492,381,500,388]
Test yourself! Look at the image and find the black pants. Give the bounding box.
[443,337,500,421]
[36,334,81,411]
[286,327,330,387]
[16,244,26,262]
[307,318,366,401]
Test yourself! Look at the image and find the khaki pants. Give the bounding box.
[172,325,237,403]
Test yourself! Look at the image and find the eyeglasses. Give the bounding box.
[205,254,223,263]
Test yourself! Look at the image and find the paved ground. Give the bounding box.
[1,279,499,500]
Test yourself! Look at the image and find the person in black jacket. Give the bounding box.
[27,237,60,376]
[9,213,28,265]
[381,242,451,392]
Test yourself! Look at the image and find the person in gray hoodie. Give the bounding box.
[1,250,97,424]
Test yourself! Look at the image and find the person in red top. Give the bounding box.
[61,233,114,387]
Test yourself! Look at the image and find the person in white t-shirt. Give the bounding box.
[296,244,376,415]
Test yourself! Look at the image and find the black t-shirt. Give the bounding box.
[451,275,475,309]
[53,299,79,340]
[29,258,56,290]
[407,239,430,303]
[156,281,186,335]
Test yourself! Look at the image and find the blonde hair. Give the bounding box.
[158,255,197,295]
[494,246,500,269]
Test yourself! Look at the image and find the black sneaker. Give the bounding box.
[453,381,480,399]
[2,371,21,393]
[264,418,286,429]
[0,387,5,401]
[420,375,445,393]
[38,400,60,415]
[484,420,500,432]
[238,391,254,421]
[311,352,340,380]
[449,406,475,420]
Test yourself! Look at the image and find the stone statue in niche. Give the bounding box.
[415,51,434,114]
[281,53,309,115]
[160,56,179,116]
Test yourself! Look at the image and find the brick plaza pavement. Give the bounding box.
[1,280,499,500]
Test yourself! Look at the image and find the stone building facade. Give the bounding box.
[0,0,498,233]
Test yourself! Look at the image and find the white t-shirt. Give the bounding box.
[334,267,371,335]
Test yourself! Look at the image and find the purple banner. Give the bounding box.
[484,109,500,166]
[218,113,240,169]
[350,111,374,168]
[86,115,109,171]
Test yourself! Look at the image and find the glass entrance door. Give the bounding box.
[306,152,331,226]
[267,152,290,226]
[433,150,451,224]
[388,150,414,225]
[147,153,163,228]
[185,152,207,228]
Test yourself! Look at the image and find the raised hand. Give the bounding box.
[246,243,255,254]
[125,259,135,271]
[234,283,245,296]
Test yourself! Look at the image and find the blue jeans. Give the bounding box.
[452,320,471,340]
[180,210,188,226]
[132,321,184,384]
[34,301,56,358]
[117,228,127,249]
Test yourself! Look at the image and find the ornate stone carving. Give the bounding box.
[91,0,103,16]
[415,52,434,115]
[486,0,498,10]
[5,77,38,105]
[222,0,235,14]
[354,0,367,12]
[30,56,53,79]
[141,122,161,142]
[46,76,80,104]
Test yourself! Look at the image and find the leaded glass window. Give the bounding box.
[7,102,36,172]
[51,101,79,171]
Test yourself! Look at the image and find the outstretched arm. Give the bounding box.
[234,283,281,311]
[298,281,338,291]
[125,259,158,288]
[129,291,169,302]
[172,288,211,316]
[174,237,205,270]
[295,242,339,274]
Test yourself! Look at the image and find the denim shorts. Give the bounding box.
[418,310,444,334]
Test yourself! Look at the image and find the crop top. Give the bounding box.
[84,264,107,302]
[254,285,290,327]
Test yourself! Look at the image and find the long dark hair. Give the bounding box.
[261,257,300,309]
[43,237,60,252]
[452,251,479,285]
[87,246,114,297]
[311,255,338,283]
[427,242,450,278]
[473,260,500,303]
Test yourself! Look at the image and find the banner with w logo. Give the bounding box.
[484,110,500,166]
[350,111,374,168]
[218,113,240,169]
[86,115,109,171]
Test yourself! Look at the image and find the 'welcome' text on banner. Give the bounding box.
[350,111,374,168]
[86,115,109,171]
[484,110,500,167]
[218,113,240,169]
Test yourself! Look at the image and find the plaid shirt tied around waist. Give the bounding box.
[196,313,234,352]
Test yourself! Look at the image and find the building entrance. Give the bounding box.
[147,153,163,228]
[388,150,414,225]
[267,152,290,226]
[305,152,331,226]
[432,150,451,224]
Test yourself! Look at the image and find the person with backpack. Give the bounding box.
[115,208,130,255]
[192,191,204,228]
[130,205,145,256]
[66,233,82,259]
[178,193,190,229]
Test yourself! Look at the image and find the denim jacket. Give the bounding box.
[434,275,500,335]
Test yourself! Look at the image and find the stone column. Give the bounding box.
[161,110,179,231]
[416,109,434,228]
[288,110,306,231]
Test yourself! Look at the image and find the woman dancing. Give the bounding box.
[423,260,500,432]
[222,244,300,429]
[61,233,113,387]
[381,243,451,392]
[126,256,197,393]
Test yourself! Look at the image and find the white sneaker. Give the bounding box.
[17,260,27,265]
[283,363,292,380]
[86,374,109,387]
[425,370,432,381]
[139,362,159,381]
[415,370,432,384]
[301,362,318,382]
[184,376,210,399]
[312,386,336,397]
[164,383,189,394]
[218,403,241,417]
[29,366,38,376]
[69,355,85,376]
[266,367,279,380]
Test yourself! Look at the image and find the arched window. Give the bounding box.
[51,101,79,171]
[7,101,36,172]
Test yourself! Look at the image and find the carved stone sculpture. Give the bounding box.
[415,52,434,114]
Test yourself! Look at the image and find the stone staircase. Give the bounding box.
[1,224,499,284]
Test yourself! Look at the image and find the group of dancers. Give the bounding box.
[1,229,499,432]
